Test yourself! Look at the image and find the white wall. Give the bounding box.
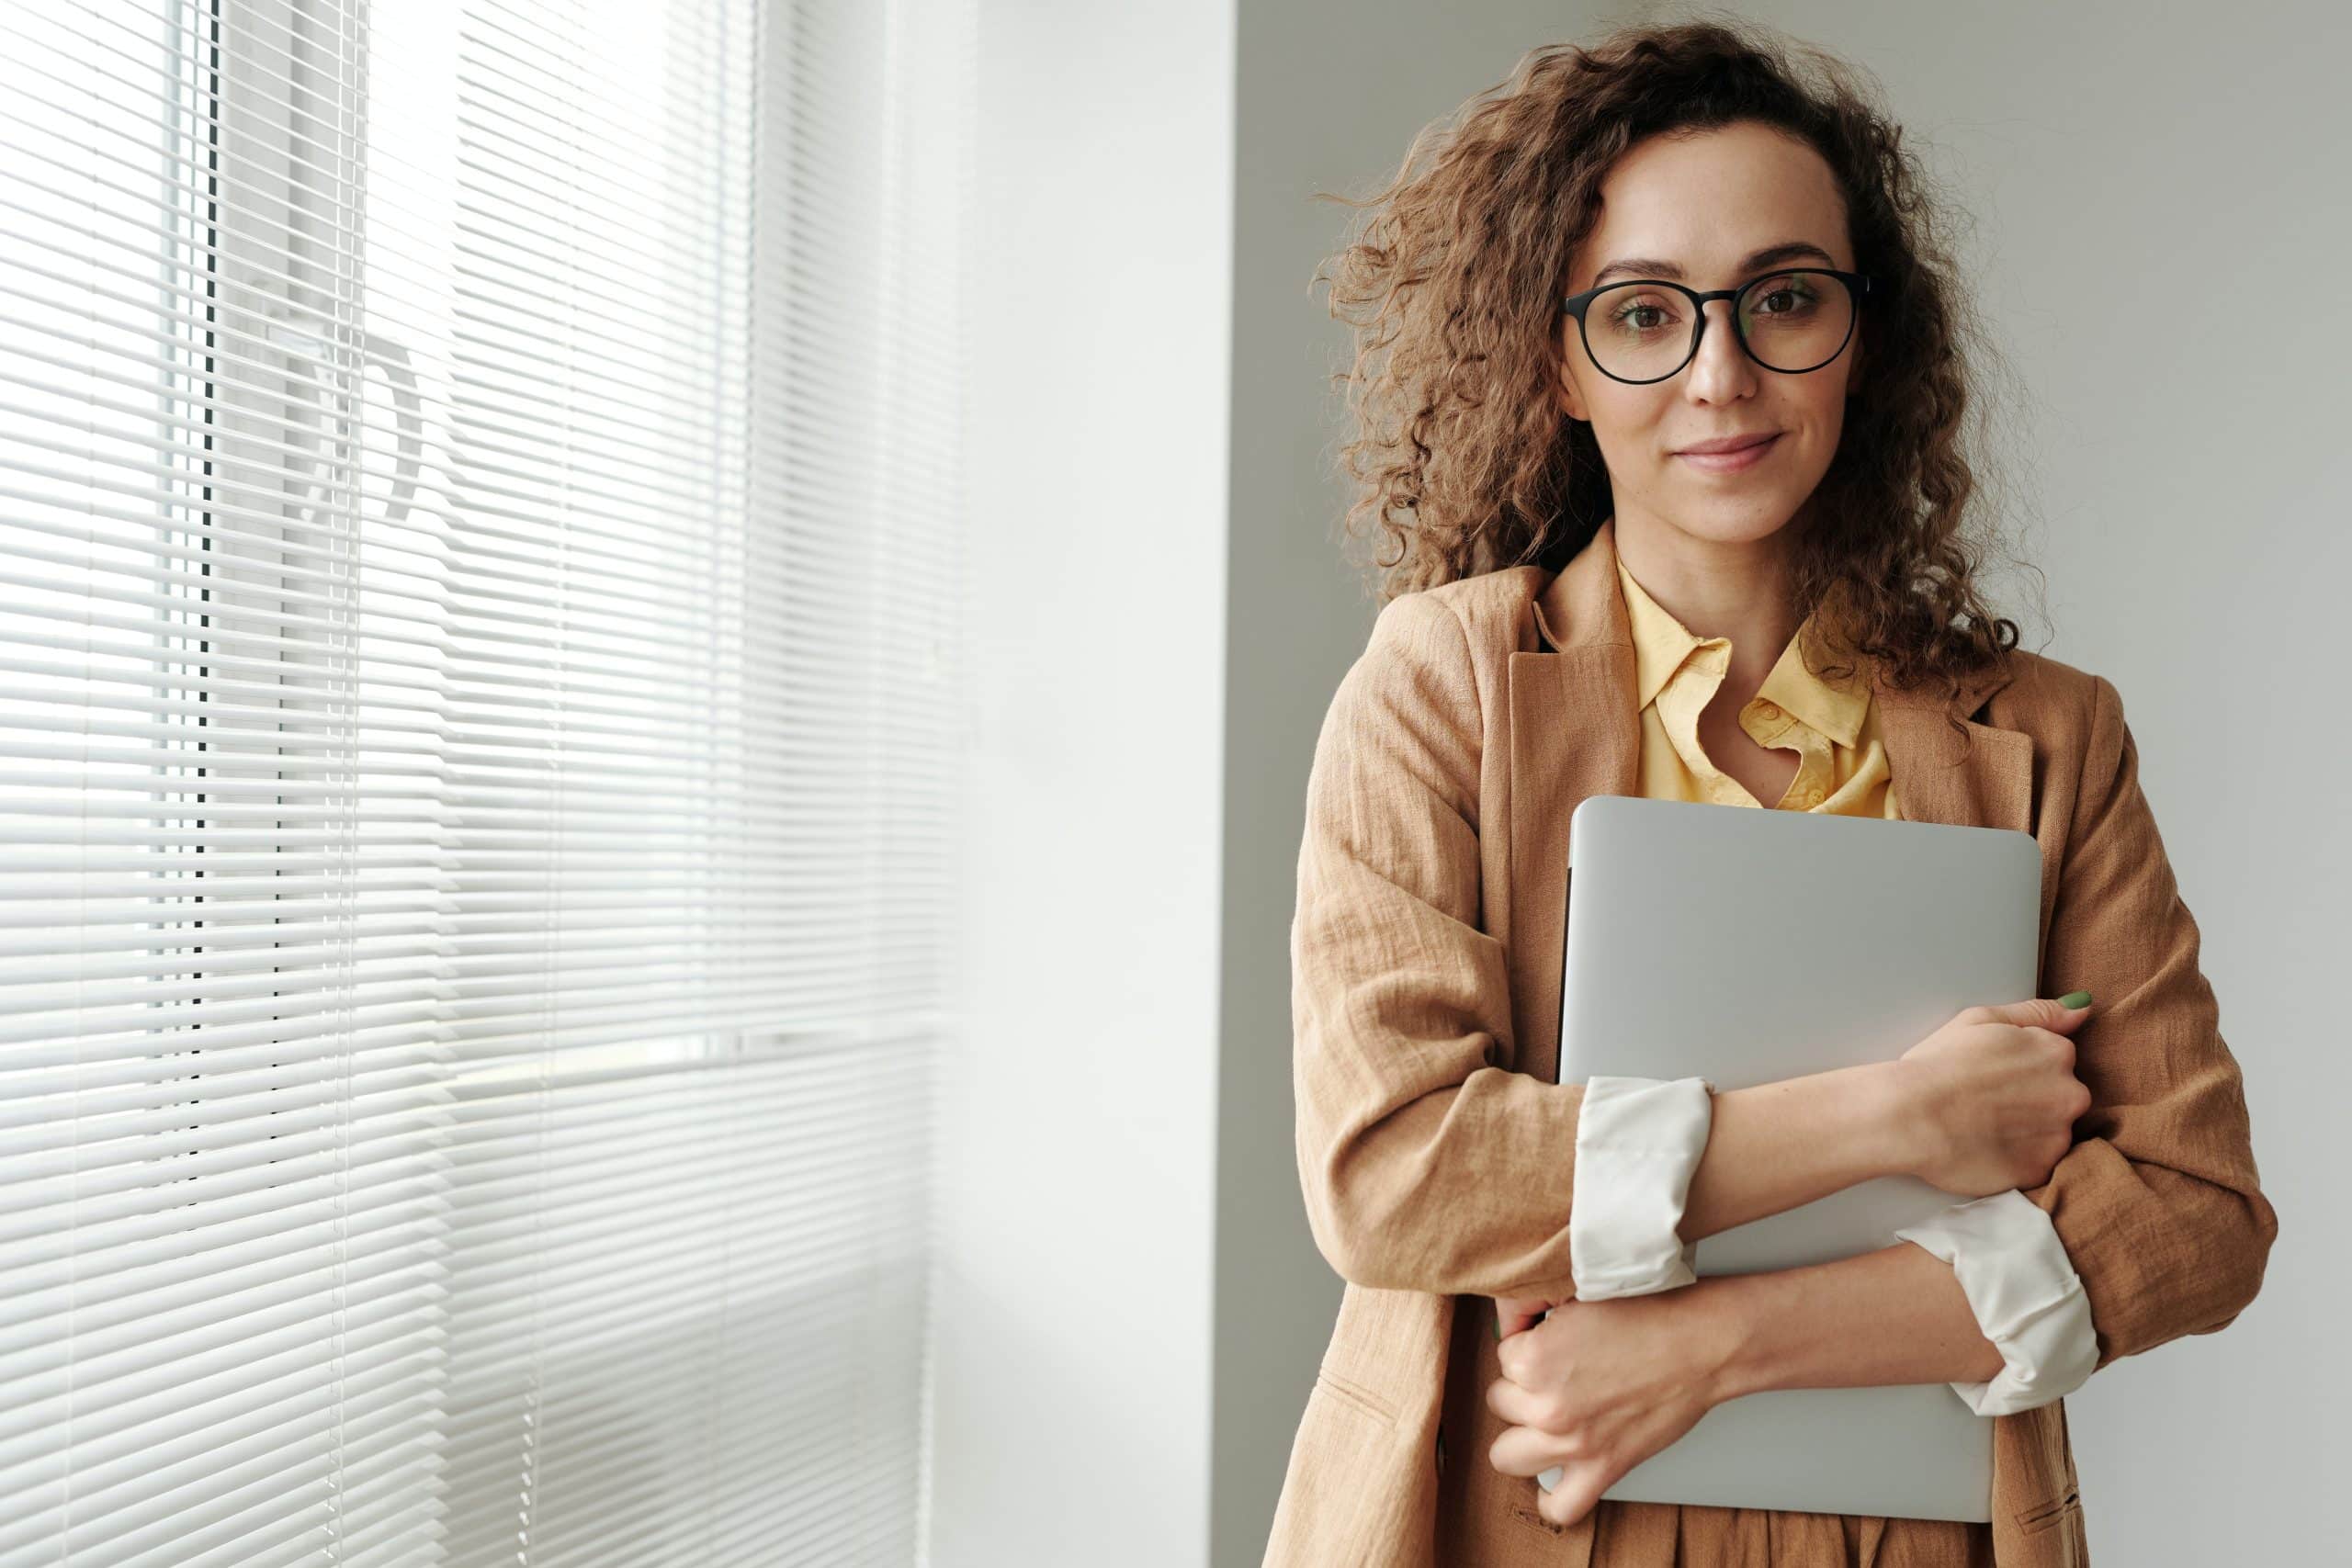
[929,2,1236,1565]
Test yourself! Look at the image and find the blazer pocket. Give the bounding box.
[2015,1484,2082,1536]
[1312,1367,1399,1430]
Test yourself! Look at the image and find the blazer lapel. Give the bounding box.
[1504,525,1636,1085]
[1504,639,1634,1085]
[1505,521,2040,1082]
[1873,684,2034,829]
[1876,680,2053,957]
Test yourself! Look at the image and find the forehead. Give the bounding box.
[1571,122,1849,287]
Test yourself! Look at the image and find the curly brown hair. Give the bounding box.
[1309,12,2046,709]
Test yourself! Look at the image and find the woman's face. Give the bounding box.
[1555,120,1864,550]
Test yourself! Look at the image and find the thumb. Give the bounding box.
[1986,992,2095,1029]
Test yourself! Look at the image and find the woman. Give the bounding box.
[1268,19,2277,1568]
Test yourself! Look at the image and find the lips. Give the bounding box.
[1676,432,1779,455]
[1674,433,1781,473]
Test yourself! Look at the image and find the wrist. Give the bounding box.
[1685,1271,1769,1406]
[1855,1060,1924,1181]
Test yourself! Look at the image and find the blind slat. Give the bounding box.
[0,0,966,1562]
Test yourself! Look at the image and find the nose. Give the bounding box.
[1686,297,1756,402]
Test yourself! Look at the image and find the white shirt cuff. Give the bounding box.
[1568,1074,1714,1299]
[1894,1189,2100,1416]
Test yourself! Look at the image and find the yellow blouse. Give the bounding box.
[1580,544,1992,1565]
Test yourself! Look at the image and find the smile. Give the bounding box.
[1676,434,1780,472]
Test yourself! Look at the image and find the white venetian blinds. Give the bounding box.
[0,0,970,1562]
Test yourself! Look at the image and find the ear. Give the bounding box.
[1555,357,1585,423]
[1551,311,1589,422]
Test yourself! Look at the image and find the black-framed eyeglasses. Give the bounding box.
[1559,268,1878,384]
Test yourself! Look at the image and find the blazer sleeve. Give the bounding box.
[2017,672,2279,1375]
[1290,591,1590,1300]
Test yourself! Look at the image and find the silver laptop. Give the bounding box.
[1539,794,2043,1523]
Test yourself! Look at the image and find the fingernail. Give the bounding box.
[2056,990,2092,1010]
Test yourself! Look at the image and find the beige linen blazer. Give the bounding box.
[1266,523,2278,1566]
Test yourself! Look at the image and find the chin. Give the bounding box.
[1665,494,1804,542]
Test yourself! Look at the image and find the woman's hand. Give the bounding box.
[1485,1286,1733,1529]
[1892,996,2096,1198]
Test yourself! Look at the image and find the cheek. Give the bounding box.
[1819,361,1860,420]
[1805,393,1852,460]
[1584,392,1671,465]
[1775,384,1850,466]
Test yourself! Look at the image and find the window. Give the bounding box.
[0,0,970,1559]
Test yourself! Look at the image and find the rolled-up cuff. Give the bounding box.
[1894,1189,2100,1416]
[1568,1074,1715,1300]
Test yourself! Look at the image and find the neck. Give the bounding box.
[1611,513,1804,683]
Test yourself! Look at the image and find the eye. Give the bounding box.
[1747,276,1823,317]
[1605,294,1679,334]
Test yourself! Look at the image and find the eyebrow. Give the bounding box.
[1588,241,1838,289]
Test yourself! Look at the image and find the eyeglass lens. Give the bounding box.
[1584,270,1855,379]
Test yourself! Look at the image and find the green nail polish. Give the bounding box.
[2057,990,2092,1010]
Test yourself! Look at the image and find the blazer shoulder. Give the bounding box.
[1984,646,2114,737]
[1982,647,2131,808]
[1389,565,1549,661]
[1332,570,1543,740]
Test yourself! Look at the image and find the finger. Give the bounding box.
[1486,1421,1565,1479]
[1483,1372,1551,1428]
[1495,1307,1560,1385]
[1496,1330,1540,1389]
[1495,1297,1550,1338]
[1539,1461,1611,1529]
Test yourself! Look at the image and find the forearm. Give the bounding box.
[1677,1061,1913,1244]
[1693,1239,2007,1402]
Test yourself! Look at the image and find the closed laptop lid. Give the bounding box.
[1544,794,2043,1521]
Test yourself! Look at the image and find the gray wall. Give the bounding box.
[1213,1,2343,1562]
